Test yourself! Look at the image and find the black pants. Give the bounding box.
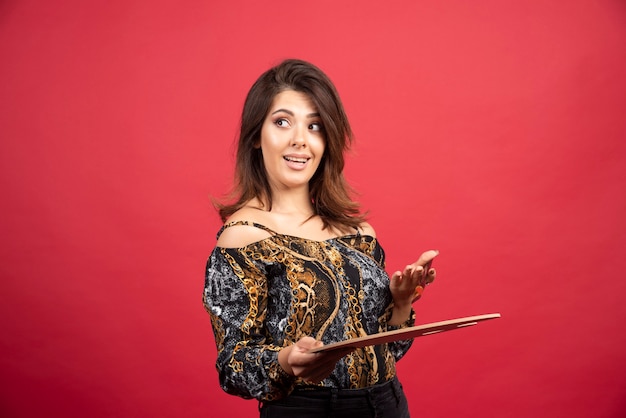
[259,377,410,418]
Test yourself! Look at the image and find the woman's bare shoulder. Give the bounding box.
[358,221,377,238]
[216,206,273,248]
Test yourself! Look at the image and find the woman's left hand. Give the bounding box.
[390,250,439,309]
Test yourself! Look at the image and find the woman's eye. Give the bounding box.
[275,118,289,127]
[309,122,323,132]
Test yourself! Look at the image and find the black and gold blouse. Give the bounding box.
[203,221,415,402]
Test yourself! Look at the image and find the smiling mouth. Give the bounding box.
[284,156,309,164]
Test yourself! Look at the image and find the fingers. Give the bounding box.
[415,249,439,268]
[394,264,426,288]
[393,265,423,283]
[302,352,346,383]
[400,249,439,281]
[410,250,439,286]
[404,264,424,281]
[289,337,352,383]
[392,250,439,303]
[414,264,436,299]
[424,267,436,285]
[291,337,323,359]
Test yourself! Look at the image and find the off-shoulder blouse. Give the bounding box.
[203,221,415,402]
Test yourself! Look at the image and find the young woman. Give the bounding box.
[203,59,438,417]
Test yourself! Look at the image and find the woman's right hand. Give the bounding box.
[278,337,353,384]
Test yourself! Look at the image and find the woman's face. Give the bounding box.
[258,89,325,194]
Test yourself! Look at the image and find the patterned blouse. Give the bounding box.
[203,221,415,402]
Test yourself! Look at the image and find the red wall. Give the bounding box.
[1,1,625,417]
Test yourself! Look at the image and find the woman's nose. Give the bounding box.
[291,126,307,147]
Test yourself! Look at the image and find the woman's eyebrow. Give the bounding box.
[271,108,320,118]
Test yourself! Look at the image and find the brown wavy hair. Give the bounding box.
[217,59,365,232]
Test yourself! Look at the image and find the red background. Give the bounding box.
[1,1,625,417]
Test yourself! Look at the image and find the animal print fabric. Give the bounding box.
[203,221,415,401]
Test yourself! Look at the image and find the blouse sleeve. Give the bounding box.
[203,247,295,401]
[378,303,416,361]
[371,240,416,361]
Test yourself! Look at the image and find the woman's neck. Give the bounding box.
[256,187,314,216]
